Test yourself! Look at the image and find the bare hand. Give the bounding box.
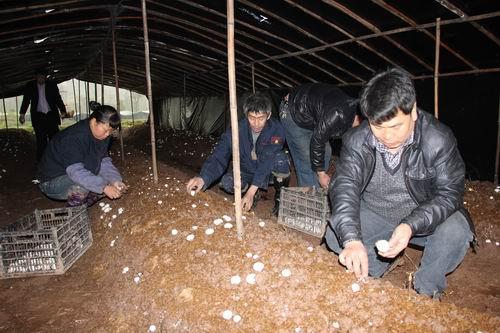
[103,185,122,199]
[317,171,330,189]
[19,114,25,124]
[113,181,128,194]
[241,192,255,212]
[186,177,204,194]
[338,240,369,281]
[379,224,412,258]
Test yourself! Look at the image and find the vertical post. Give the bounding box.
[251,63,255,93]
[72,79,77,119]
[227,0,244,239]
[94,82,98,102]
[85,79,89,118]
[494,91,500,186]
[183,74,187,119]
[2,98,8,130]
[86,78,90,117]
[434,18,441,119]
[15,96,19,128]
[112,13,125,162]
[130,89,135,126]
[141,0,158,183]
[78,79,81,120]
[101,51,105,105]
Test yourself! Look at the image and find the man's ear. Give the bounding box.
[411,102,418,121]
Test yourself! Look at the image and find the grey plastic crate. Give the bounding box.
[277,187,331,238]
[0,206,92,279]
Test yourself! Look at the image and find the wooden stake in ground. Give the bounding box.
[141,0,159,184]
[434,18,441,119]
[227,0,244,239]
[2,98,8,131]
[111,12,125,163]
[495,91,500,186]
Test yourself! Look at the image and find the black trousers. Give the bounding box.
[32,113,59,161]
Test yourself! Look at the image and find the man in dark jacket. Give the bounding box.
[19,67,68,161]
[186,93,290,214]
[324,68,474,299]
[279,83,360,189]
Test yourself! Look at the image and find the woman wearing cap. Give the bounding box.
[36,102,126,206]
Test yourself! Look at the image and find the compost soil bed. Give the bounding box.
[0,126,499,332]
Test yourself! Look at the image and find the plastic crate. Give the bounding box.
[0,206,92,279]
[277,187,331,238]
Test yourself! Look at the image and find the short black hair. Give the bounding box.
[359,67,416,125]
[34,67,48,76]
[243,92,272,115]
[89,102,121,129]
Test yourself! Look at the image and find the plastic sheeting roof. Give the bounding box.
[1,0,499,98]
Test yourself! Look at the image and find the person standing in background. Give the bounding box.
[19,67,68,161]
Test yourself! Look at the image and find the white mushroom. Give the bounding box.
[246,273,256,284]
[148,324,156,332]
[186,234,195,241]
[213,218,223,226]
[233,314,241,323]
[253,262,264,272]
[375,240,390,253]
[122,267,129,274]
[230,275,241,285]
[222,310,233,320]
[281,269,292,277]
[171,229,178,236]
[351,283,361,292]
[190,190,196,196]
[224,223,233,229]
[258,221,265,227]
[205,228,214,235]
[222,215,232,222]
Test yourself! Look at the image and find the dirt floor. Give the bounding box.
[0,125,499,332]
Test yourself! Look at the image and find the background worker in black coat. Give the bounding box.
[19,67,68,161]
[279,83,360,189]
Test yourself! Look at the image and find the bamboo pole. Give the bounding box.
[101,51,104,105]
[495,91,500,186]
[129,89,134,126]
[251,63,255,93]
[141,0,158,184]
[85,78,89,118]
[78,78,81,120]
[72,78,77,118]
[434,18,441,119]
[2,98,7,130]
[94,82,98,102]
[183,74,186,117]
[227,0,244,239]
[15,96,18,128]
[112,13,125,163]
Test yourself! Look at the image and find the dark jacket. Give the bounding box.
[288,83,357,171]
[329,109,474,245]
[200,117,286,190]
[19,80,67,126]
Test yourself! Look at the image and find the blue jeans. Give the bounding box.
[324,203,474,297]
[39,175,88,201]
[220,151,290,193]
[279,100,331,187]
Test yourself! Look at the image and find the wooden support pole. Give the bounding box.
[183,74,186,117]
[495,91,500,186]
[251,63,255,93]
[101,51,104,105]
[2,98,8,130]
[112,13,125,163]
[15,96,18,128]
[227,0,244,239]
[94,82,98,102]
[72,79,77,119]
[434,18,441,119]
[129,89,135,126]
[78,79,81,120]
[141,0,158,183]
[85,78,89,118]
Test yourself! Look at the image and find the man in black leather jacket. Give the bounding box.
[279,83,360,189]
[324,68,475,299]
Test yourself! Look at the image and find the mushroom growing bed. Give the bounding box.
[0,127,499,332]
